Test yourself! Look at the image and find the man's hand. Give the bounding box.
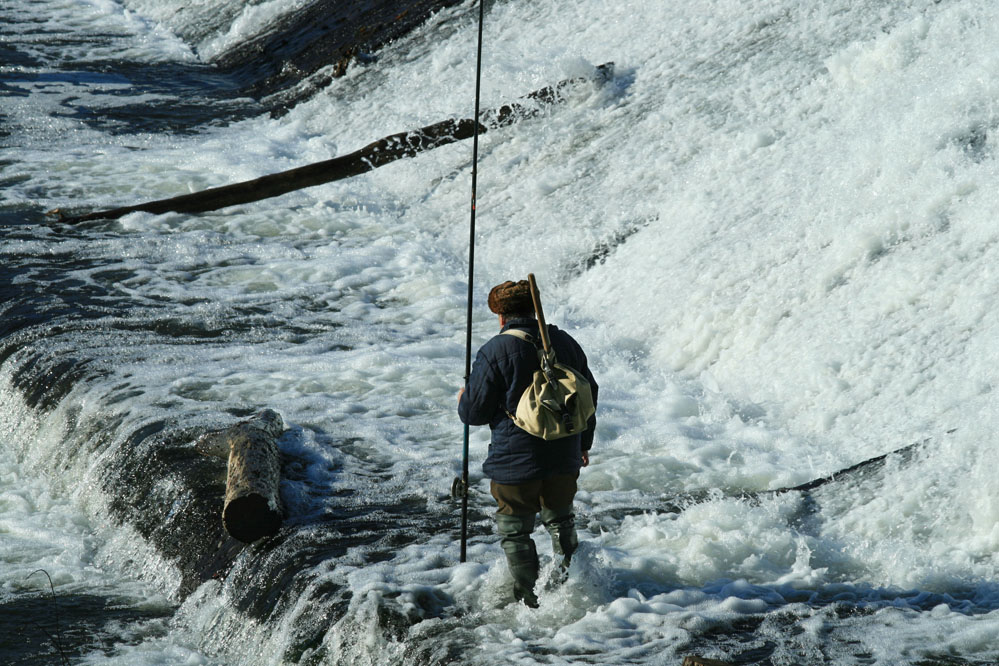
[581,451,590,467]
[457,386,465,405]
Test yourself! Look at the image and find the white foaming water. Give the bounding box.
[5,0,999,663]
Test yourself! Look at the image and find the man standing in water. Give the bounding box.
[458,279,598,607]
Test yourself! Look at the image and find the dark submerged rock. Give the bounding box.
[210,0,464,109]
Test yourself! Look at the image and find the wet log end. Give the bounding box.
[223,491,283,544]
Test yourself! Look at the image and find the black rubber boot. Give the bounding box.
[541,506,578,573]
[495,513,540,608]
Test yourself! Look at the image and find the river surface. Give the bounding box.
[4,0,999,664]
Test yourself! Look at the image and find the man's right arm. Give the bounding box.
[458,348,501,426]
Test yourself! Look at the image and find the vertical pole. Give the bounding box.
[461,0,486,564]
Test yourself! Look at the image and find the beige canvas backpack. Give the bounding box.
[502,328,595,440]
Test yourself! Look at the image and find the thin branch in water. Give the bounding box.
[27,569,71,666]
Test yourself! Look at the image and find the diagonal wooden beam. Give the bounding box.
[54,63,613,224]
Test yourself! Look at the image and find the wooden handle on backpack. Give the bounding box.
[527,273,551,353]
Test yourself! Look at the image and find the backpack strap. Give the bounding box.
[501,328,539,347]
[503,327,561,369]
[500,328,545,425]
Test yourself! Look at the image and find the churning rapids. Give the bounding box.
[4,0,999,664]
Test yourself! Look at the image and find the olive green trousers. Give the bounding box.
[491,473,580,607]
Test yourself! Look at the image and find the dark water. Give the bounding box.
[0,591,174,665]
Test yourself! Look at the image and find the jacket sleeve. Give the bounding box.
[579,349,598,452]
[458,347,502,426]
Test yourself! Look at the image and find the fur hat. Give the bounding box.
[488,280,534,315]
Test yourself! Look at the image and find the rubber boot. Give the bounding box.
[541,506,578,574]
[495,513,539,608]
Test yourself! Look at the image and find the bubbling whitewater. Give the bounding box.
[3,0,999,664]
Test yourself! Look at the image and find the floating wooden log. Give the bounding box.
[196,409,286,543]
[54,63,613,223]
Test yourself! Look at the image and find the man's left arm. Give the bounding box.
[579,345,598,463]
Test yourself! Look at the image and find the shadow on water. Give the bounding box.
[0,23,259,136]
[0,592,174,665]
[0,203,50,228]
[2,59,264,135]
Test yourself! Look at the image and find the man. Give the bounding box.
[458,279,598,607]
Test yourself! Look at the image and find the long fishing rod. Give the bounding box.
[459,0,486,564]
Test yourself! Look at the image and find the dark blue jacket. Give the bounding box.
[458,317,598,485]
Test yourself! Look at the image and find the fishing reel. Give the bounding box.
[451,476,468,500]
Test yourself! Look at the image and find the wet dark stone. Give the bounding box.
[100,420,245,596]
[210,0,464,109]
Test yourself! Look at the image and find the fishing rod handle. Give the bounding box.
[527,273,552,352]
